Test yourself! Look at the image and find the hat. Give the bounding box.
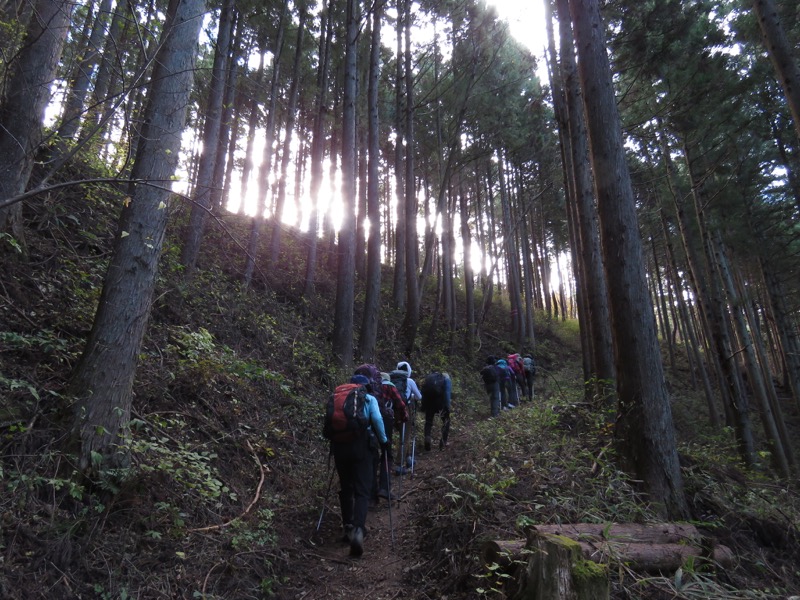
[486,355,496,365]
[396,361,412,375]
[380,372,391,381]
[350,374,370,385]
[496,358,507,366]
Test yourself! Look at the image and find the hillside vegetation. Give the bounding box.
[1,179,799,599]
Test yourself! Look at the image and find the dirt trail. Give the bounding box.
[283,420,462,600]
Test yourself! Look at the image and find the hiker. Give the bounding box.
[523,354,536,402]
[391,361,422,409]
[390,361,422,471]
[372,372,407,501]
[325,374,388,557]
[495,358,517,409]
[420,371,452,451]
[354,363,395,503]
[480,356,501,417]
[507,353,527,403]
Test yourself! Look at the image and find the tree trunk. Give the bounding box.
[752,0,800,140]
[331,0,359,367]
[243,1,288,288]
[304,0,335,298]
[55,0,114,146]
[268,0,307,269]
[0,0,74,250]
[392,3,406,310]
[68,0,205,471]
[181,0,235,275]
[567,0,688,520]
[400,0,419,355]
[358,0,383,363]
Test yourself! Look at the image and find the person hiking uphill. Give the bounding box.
[495,358,517,409]
[420,371,451,451]
[323,374,388,557]
[480,356,501,417]
[390,361,421,471]
[373,372,407,501]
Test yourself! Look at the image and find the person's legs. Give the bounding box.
[525,372,534,401]
[424,408,434,451]
[486,382,500,416]
[334,444,355,534]
[351,440,373,556]
[500,379,509,408]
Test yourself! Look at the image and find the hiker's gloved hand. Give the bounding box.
[381,441,390,452]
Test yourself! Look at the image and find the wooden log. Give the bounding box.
[528,522,701,545]
[483,531,733,574]
[515,533,609,600]
[575,540,733,572]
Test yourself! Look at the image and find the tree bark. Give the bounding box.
[752,0,800,141]
[331,0,359,367]
[68,0,205,471]
[358,0,383,363]
[181,0,235,275]
[0,0,74,249]
[268,0,307,268]
[567,0,688,519]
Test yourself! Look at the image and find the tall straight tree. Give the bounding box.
[68,0,206,471]
[180,0,235,275]
[268,0,308,269]
[0,0,74,251]
[358,0,384,362]
[567,0,688,518]
[54,0,114,148]
[555,0,614,398]
[331,0,359,367]
[243,2,288,288]
[752,0,800,140]
[400,0,420,354]
[303,0,336,298]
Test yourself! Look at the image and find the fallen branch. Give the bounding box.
[188,439,268,533]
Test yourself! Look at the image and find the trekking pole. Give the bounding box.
[384,450,395,547]
[315,453,335,532]
[409,403,417,478]
[395,425,405,500]
[398,422,406,476]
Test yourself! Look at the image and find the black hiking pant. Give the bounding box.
[332,436,373,531]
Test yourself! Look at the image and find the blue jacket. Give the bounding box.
[363,393,388,444]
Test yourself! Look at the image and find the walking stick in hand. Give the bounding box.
[315,454,335,532]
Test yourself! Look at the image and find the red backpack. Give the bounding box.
[323,383,369,443]
[508,354,524,378]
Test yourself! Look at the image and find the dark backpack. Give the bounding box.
[389,369,409,399]
[381,381,408,429]
[323,383,369,443]
[523,356,535,376]
[421,372,447,411]
[480,364,498,384]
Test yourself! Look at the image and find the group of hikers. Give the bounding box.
[479,352,536,417]
[322,361,451,557]
[321,352,535,557]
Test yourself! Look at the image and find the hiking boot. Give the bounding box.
[377,488,396,500]
[341,524,354,544]
[424,436,432,451]
[350,527,364,557]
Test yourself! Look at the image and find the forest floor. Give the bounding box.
[288,425,465,600]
